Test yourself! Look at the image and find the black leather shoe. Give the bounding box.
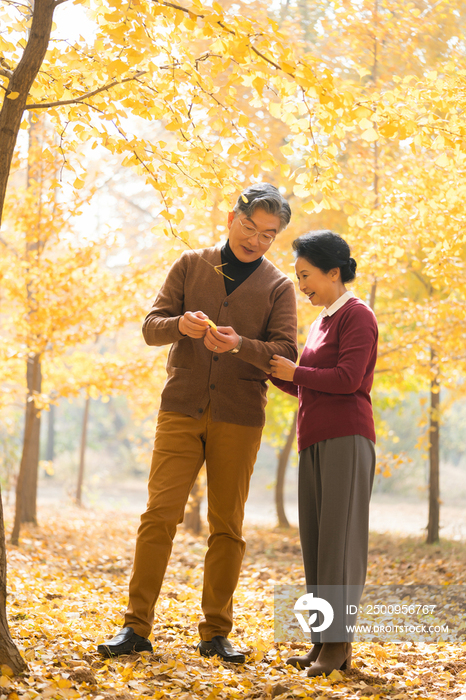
[197,636,246,664]
[97,627,152,657]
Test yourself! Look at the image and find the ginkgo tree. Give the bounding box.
[352,149,466,543]
[272,0,466,543]
[1,117,153,537]
[0,0,362,231]
[328,9,466,544]
[0,120,162,670]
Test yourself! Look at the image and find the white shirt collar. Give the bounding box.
[320,291,355,318]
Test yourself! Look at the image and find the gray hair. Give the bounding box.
[233,183,291,232]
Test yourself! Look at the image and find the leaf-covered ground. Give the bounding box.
[3,507,466,700]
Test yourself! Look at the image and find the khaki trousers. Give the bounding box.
[125,406,262,640]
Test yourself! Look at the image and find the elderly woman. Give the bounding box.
[270,230,378,677]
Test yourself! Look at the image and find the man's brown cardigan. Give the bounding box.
[143,244,298,427]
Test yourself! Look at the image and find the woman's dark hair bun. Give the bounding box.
[341,257,357,283]
[292,230,357,283]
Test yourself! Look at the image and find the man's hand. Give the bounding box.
[204,326,240,353]
[178,311,210,338]
[270,354,297,381]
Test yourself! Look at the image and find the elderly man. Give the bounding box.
[97,183,297,663]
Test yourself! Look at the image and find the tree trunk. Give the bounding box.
[45,402,54,461]
[0,0,56,226]
[426,350,440,544]
[0,488,27,673]
[0,0,56,661]
[20,353,42,522]
[76,397,90,507]
[11,353,42,545]
[44,402,55,477]
[275,411,297,528]
[184,473,203,535]
[368,0,379,314]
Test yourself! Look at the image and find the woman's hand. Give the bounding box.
[270,354,297,381]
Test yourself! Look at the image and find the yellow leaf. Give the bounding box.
[378,122,397,138]
[374,644,388,659]
[359,118,374,130]
[361,127,378,142]
[294,133,308,146]
[261,160,276,172]
[328,669,343,681]
[227,144,241,156]
[280,144,294,157]
[0,667,13,678]
[160,210,173,220]
[435,153,449,168]
[353,106,373,119]
[342,91,354,106]
[357,67,372,78]
[6,92,19,100]
[301,200,317,214]
[280,61,295,73]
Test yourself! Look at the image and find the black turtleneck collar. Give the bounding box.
[220,240,263,295]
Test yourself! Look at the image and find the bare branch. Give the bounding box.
[0,56,14,80]
[24,71,147,110]
[1,0,31,8]
[420,0,446,18]
[57,120,69,182]
[247,44,283,72]
[0,235,19,257]
[374,366,411,374]
[108,187,157,219]
[154,0,291,74]
[410,268,434,294]
[160,0,196,15]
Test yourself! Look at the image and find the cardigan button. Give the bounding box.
[210,384,215,390]
[213,355,218,361]
[223,300,228,306]
[198,408,203,413]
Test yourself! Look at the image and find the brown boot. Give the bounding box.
[307,642,352,677]
[286,643,322,669]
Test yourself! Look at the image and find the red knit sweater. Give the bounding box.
[271,297,378,451]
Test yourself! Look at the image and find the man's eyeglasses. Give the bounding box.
[238,218,276,247]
